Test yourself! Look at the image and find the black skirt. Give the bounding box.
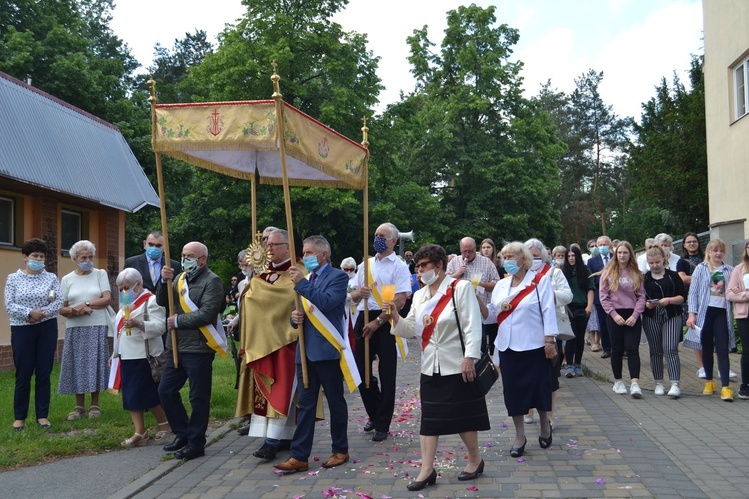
[419,372,491,436]
[121,358,161,411]
[498,347,552,416]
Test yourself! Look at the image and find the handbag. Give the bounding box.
[142,299,169,383]
[555,307,575,341]
[451,282,499,396]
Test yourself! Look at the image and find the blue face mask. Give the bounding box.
[590,247,599,256]
[373,236,388,254]
[599,245,610,257]
[303,255,320,272]
[504,259,520,275]
[78,261,94,272]
[146,246,162,260]
[28,259,45,272]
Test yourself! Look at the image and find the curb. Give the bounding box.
[108,418,241,499]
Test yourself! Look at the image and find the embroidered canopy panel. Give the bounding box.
[152,100,366,189]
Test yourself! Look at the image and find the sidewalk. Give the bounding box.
[4,338,749,498]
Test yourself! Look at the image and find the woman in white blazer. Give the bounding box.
[389,244,488,491]
[113,268,170,447]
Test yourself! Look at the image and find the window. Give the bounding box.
[0,196,13,245]
[735,56,749,120]
[61,210,81,251]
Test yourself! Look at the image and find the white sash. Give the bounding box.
[177,274,228,357]
[301,297,362,393]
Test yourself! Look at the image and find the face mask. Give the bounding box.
[146,246,163,260]
[78,261,94,272]
[531,258,544,272]
[420,268,439,285]
[303,255,320,272]
[555,258,564,267]
[120,289,134,304]
[590,247,599,256]
[345,270,356,278]
[182,257,198,275]
[405,257,413,264]
[599,245,610,257]
[28,259,45,272]
[373,236,388,254]
[504,259,520,275]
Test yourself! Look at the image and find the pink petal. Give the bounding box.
[466,486,479,491]
[517,457,525,463]
[596,477,605,484]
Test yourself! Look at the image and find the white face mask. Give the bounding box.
[420,268,439,285]
[555,258,564,267]
[531,258,544,272]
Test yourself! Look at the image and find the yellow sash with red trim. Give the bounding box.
[368,258,408,359]
[177,273,228,357]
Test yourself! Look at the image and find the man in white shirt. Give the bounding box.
[351,222,412,442]
[636,238,655,273]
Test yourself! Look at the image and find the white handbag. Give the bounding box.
[555,307,575,341]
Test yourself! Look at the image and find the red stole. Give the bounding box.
[420,283,457,350]
[496,272,543,326]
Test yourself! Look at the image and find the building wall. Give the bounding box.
[0,185,123,370]
[703,0,749,259]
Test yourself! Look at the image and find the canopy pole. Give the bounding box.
[361,116,370,388]
[148,77,179,368]
[271,63,308,389]
[250,174,257,237]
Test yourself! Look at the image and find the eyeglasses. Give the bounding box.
[267,242,289,247]
[415,261,433,270]
[343,268,355,272]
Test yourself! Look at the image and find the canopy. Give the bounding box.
[152,100,367,190]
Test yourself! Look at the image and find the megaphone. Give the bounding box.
[398,230,414,241]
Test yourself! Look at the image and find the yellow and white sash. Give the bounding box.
[368,257,409,360]
[177,274,228,357]
[301,297,362,393]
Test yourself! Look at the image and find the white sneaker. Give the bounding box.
[523,415,534,424]
[612,381,627,394]
[668,384,681,398]
[730,370,738,379]
[654,384,665,396]
[630,382,643,399]
[697,367,706,379]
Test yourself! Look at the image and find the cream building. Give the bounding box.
[703,0,749,262]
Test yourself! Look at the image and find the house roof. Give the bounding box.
[0,71,159,212]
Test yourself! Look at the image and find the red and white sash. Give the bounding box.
[496,272,543,326]
[108,291,153,394]
[414,283,457,350]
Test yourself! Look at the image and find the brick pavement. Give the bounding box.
[111,337,749,499]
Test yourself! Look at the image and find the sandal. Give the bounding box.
[88,405,101,418]
[121,432,150,448]
[67,406,85,421]
[154,421,172,442]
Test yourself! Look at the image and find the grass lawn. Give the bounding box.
[0,353,240,470]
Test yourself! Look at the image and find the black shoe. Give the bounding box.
[406,469,437,491]
[174,444,205,461]
[457,459,484,481]
[372,430,388,442]
[600,351,611,359]
[510,437,527,458]
[252,442,278,460]
[539,422,553,449]
[236,424,250,436]
[739,385,749,400]
[363,420,375,432]
[163,437,187,453]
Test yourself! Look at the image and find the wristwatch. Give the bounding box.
[375,316,384,325]
[85,301,90,307]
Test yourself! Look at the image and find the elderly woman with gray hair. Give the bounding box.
[58,240,111,420]
[112,268,171,447]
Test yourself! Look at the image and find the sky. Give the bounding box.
[109,0,703,121]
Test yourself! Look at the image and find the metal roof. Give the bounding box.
[0,72,159,212]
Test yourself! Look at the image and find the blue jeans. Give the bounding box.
[12,319,58,420]
[158,352,214,449]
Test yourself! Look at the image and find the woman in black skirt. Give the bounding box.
[112,268,171,447]
[489,242,559,458]
[389,244,489,491]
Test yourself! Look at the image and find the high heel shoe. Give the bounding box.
[539,422,553,449]
[458,459,485,481]
[510,437,527,458]
[406,468,437,491]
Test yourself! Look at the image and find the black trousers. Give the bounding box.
[12,319,58,420]
[606,309,641,380]
[354,311,397,433]
[158,352,214,449]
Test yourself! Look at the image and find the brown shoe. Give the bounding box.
[321,452,349,468]
[273,458,309,474]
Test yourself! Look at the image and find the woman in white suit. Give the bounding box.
[388,244,488,491]
[489,242,558,458]
[112,268,171,447]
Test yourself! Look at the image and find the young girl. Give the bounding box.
[599,241,646,398]
[642,247,686,398]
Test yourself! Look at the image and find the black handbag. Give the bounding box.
[451,282,499,396]
[143,301,169,383]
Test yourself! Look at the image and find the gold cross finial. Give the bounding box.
[361,115,369,148]
[271,61,282,99]
[147,76,157,104]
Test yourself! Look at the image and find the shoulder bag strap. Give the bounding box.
[451,281,466,355]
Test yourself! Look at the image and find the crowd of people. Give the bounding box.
[4,227,745,491]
